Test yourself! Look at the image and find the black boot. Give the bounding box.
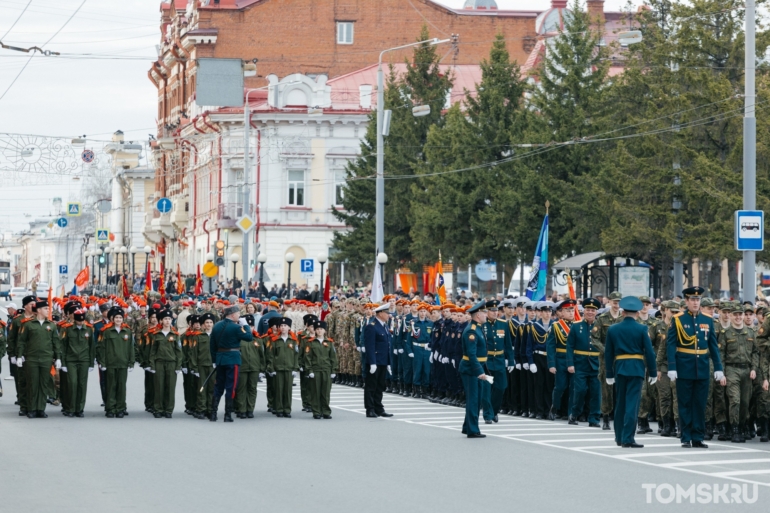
[761,419,769,443]
[602,415,610,430]
[717,421,728,441]
[548,408,556,421]
[731,425,743,443]
[636,418,646,434]
[660,416,672,437]
[412,385,420,398]
[210,396,220,422]
[568,415,578,425]
[748,418,757,440]
[705,419,714,440]
[357,376,364,388]
[676,419,682,438]
[224,398,234,423]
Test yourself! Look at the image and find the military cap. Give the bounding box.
[374,303,390,313]
[639,295,652,304]
[539,301,555,311]
[583,298,602,310]
[222,305,240,317]
[278,316,292,327]
[73,309,87,322]
[199,313,216,324]
[243,314,256,327]
[756,305,767,316]
[303,314,318,326]
[682,286,705,298]
[664,300,680,312]
[22,295,37,307]
[485,299,499,310]
[700,297,715,307]
[34,299,49,309]
[187,314,200,325]
[556,299,577,310]
[99,303,111,313]
[719,301,733,311]
[314,320,328,330]
[619,296,643,312]
[267,317,283,328]
[108,306,125,319]
[467,301,487,314]
[608,292,623,301]
[743,303,755,313]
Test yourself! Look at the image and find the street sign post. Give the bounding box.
[156,197,172,214]
[59,265,68,275]
[67,202,81,216]
[235,215,255,233]
[96,229,110,245]
[735,210,764,251]
[56,217,68,228]
[300,259,314,279]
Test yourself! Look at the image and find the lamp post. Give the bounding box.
[285,251,295,299]
[120,246,128,274]
[743,0,757,300]
[130,246,137,278]
[144,246,151,290]
[258,252,267,296]
[229,253,240,290]
[377,252,388,295]
[318,252,328,299]
[97,247,103,288]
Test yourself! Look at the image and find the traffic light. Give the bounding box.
[215,240,225,266]
[98,254,106,267]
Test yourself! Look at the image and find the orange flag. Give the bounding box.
[566,274,581,321]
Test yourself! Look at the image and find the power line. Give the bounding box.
[0,0,32,40]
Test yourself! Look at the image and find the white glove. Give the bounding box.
[361,347,366,353]
[193,372,200,377]
[507,366,514,372]
[429,353,434,364]
[292,371,299,378]
[269,372,276,377]
[308,373,315,378]
[387,365,392,374]
[10,357,16,364]
[369,364,377,374]
[505,359,509,367]
[442,357,449,364]
[54,359,61,370]
[393,349,398,355]
[212,363,217,368]
[143,367,150,372]
[299,367,303,372]
[128,367,133,372]
[523,363,530,370]
[21,356,25,363]
[667,370,677,381]
[238,317,247,326]
[648,376,657,385]
[451,359,456,368]
[398,349,404,354]
[433,351,439,361]
[485,375,494,385]
[16,358,23,368]
[258,373,265,379]
[516,363,522,370]
[530,363,537,374]
[149,368,156,374]
[606,377,615,385]
[88,367,94,373]
[182,368,188,374]
[100,365,107,371]
[356,347,361,352]
[60,366,68,373]
[408,353,414,358]
[331,373,336,379]
[175,370,181,375]
[426,346,431,352]
[714,371,725,381]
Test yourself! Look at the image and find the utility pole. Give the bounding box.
[743,0,757,301]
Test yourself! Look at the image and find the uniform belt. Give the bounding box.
[217,348,240,352]
[487,350,504,356]
[462,356,488,362]
[574,350,600,356]
[615,354,644,360]
[413,343,427,348]
[676,347,709,355]
[727,362,749,368]
[555,348,567,353]
[534,350,547,356]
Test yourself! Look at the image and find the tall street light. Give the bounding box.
[97,247,104,287]
[318,252,328,299]
[377,252,388,294]
[120,246,128,274]
[285,251,295,299]
[258,252,267,295]
[229,253,240,290]
[130,246,138,278]
[743,0,757,300]
[376,37,450,256]
[144,246,151,290]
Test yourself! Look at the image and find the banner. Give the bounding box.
[435,252,446,305]
[525,212,549,302]
[74,267,89,288]
[371,262,384,303]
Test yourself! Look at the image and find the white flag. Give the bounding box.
[371,262,384,303]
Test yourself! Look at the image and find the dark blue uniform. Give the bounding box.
[460,321,487,436]
[547,319,573,418]
[481,318,514,420]
[565,319,601,424]
[257,310,280,335]
[210,318,253,415]
[527,319,553,417]
[363,316,391,415]
[407,317,433,390]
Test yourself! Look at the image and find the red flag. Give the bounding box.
[74,267,89,288]
[321,270,331,321]
[566,274,582,322]
[47,286,52,321]
[177,264,184,294]
[120,275,129,299]
[195,264,203,295]
[159,260,166,298]
[145,255,153,293]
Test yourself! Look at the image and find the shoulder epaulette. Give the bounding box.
[61,322,73,328]
[327,336,334,343]
[21,317,35,324]
[673,312,684,318]
[85,322,93,328]
[148,326,160,334]
[0,320,6,328]
[100,322,114,332]
[172,328,180,335]
[700,312,713,318]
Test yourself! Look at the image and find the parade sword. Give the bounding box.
[199,367,217,392]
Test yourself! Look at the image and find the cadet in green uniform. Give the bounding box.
[139,310,159,413]
[189,312,216,419]
[59,309,95,417]
[265,317,299,417]
[8,296,37,415]
[655,301,680,437]
[635,296,660,434]
[719,303,759,442]
[149,309,183,418]
[181,314,200,415]
[565,298,602,427]
[460,301,489,438]
[235,314,266,418]
[604,296,657,448]
[704,298,729,440]
[592,291,624,430]
[97,307,134,418]
[480,300,515,423]
[305,320,338,419]
[298,314,318,412]
[16,299,61,418]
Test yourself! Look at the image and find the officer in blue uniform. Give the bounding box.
[480,300,514,423]
[461,301,489,438]
[210,305,253,422]
[527,301,554,419]
[566,298,602,426]
[666,286,725,448]
[364,303,393,418]
[547,299,576,420]
[406,304,434,399]
[605,296,657,447]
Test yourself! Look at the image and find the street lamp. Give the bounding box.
[206,252,215,294]
[229,252,240,288]
[377,252,388,294]
[130,246,137,278]
[285,251,295,298]
[376,37,450,257]
[97,247,104,288]
[258,252,267,295]
[318,252,328,299]
[120,246,128,274]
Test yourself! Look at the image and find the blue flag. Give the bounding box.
[525,214,549,301]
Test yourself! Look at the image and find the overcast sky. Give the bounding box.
[0,0,635,233]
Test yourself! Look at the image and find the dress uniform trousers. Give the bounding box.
[143,369,155,410]
[57,369,68,411]
[551,356,572,415]
[725,365,752,426]
[400,352,413,386]
[462,373,482,435]
[657,372,679,420]
[105,367,128,415]
[614,375,643,445]
[153,360,178,414]
[12,364,28,411]
[183,372,195,411]
[533,353,553,416]
[676,378,709,443]
[705,360,727,424]
[506,368,521,413]
[212,364,239,408]
[196,365,214,414]
[482,357,507,418]
[310,370,332,416]
[412,345,430,387]
[300,370,310,409]
[521,368,533,415]
[25,363,51,412]
[273,370,293,415]
[571,370,601,423]
[266,374,275,409]
[235,370,259,414]
[599,358,614,417]
[66,362,89,413]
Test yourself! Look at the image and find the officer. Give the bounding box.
[566,298,602,427]
[527,301,554,419]
[635,296,660,434]
[59,308,95,417]
[478,300,514,423]
[548,299,576,420]
[509,298,530,416]
[181,314,200,415]
[257,300,281,335]
[305,320,338,419]
[604,296,657,448]
[460,301,489,438]
[708,299,731,440]
[16,299,61,418]
[148,309,182,418]
[188,312,216,419]
[363,303,393,418]
[235,313,266,419]
[210,305,253,422]
[667,286,725,448]
[265,317,299,418]
[592,291,624,430]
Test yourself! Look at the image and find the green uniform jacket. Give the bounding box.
[304,337,338,374]
[97,324,135,369]
[60,323,95,366]
[459,321,487,377]
[718,326,759,372]
[655,320,671,372]
[7,313,33,362]
[240,329,266,373]
[188,331,213,374]
[149,329,183,371]
[0,319,6,358]
[482,318,514,371]
[546,320,571,369]
[265,334,299,373]
[17,317,61,364]
[590,310,623,354]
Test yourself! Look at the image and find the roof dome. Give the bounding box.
[535,1,572,35]
[463,0,498,9]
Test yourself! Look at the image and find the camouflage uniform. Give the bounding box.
[591,294,623,428]
[719,320,759,439]
[637,310,661,426]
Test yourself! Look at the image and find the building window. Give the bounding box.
[337,22,354,45]
[334,169,346,205]
[45,262,52,284]
[288,170,305,206]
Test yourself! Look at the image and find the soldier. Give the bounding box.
[566,298,602,426]
[15,299,61,418]
[667,286,725,448]
[96,307,134,418]
[148,309,182,418]
[705,298,729,440]
[592,291,624,430]
[298,314,318,412]
[481,300,515,423]
[189,312,216,419]
[406,303,434,399]
[59,308,95,417]
[635,296,660,434]
[8,296,37,416]
[509,298,531,416]
[265,317,299,417]
[655,301,680,437]
[398,301,415,397]
[181,314,200,415]
[460,301,489,438]
[604,296,657,448]
[547,299,576,421]
[719,303,759,442]
[527,302,554,419]
[235,314,266,419]
[305,320,338,419]
[139,309,159,413]
[757,316,770,442]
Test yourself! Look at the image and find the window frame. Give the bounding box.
[287,169,306,207]
[336,22,354,45]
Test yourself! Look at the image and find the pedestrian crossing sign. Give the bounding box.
[96,229,110,244]
[67,202,81,216]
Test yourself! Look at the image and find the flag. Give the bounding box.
[120,275,129,299]
[195,264,203,295]
[159,261,166,298]
[47,286,52,321]
[371,261,384,303]
[74,267,89,289]
[525,212,549,302]
[321,270,331,321]
[435,251,446,305]
[177,264,184,294]
[145,257,153,293]
[566,274,581,322]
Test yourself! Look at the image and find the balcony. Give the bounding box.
[215,203,254,230]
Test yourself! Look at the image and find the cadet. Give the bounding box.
[265,317,299,418]
[181,314,200,415]
[305,320,338,419]
[636,296,660,434]
[547,299,576,420]
[59,308,95,417]
[527,302,554,419]
[189,312,216,419]
[655,301,680,437]
[709,300,731,440]
[481,299,514,423]
[235,314,266,419]
[667,286,725,448]
[8,295,37,416]
[406,304,433,399]
[719,303,759,442]
[604,296,657,448]
[460,301,489,438]
[509,298,531,416]
[565,298,602,427]
[139,310,159,413]
[96,307,134,418]
[16,299,61,418]
[592,291,624,430]
[148,309,182,418]
[298,314,317,412]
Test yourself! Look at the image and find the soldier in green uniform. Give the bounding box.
[59,308,95,417]
[189,312,216,419]
[181,314,200,415]
[566,298,602,427]
[96,307,134,418]
[460,301,489,438]
[139,309,159,413]
[305,320,338,419]
[265,317,299,417]
[719,303,759,442]
[8,296,37,416]
[655,301,680,437]
[15,299,61,418]
[298,314,317,412]
[704,298,729,440]
[480,300,515,423]
[635,296,660,434]
[757,323,770,442]
[235,314,266,418]
[148,309,183,418]
[592,291,624,430]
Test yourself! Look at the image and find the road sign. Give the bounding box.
[59,265,68,275]
[156,197,172,213]
[235,215,255,233]
[300,259,314,278]
[202,262,218,278]
[96,229,110,244]
[56,217,68,228]
[81,149,95,163]
[67,202,81,216]
[735,210,764,251]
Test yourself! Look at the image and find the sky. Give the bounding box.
[0,0,636,233]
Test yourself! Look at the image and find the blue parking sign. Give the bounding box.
[735,210,764,251]
[300,259,314,273]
